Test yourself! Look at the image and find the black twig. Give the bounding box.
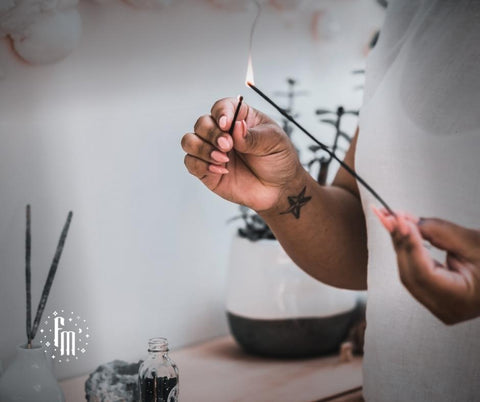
[30,211,73,340]
[25,205,32,348]
[229,96,244,135]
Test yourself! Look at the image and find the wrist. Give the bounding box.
[257,168,317,219]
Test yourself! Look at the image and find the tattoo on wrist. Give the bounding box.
[280,186,312,219]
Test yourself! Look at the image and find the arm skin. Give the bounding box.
[259,130,368,290]
[183,98,480,323]
[182,98,367,290]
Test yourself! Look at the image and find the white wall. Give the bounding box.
[0,0,384,379]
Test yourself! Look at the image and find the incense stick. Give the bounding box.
[25,205,32,348]
[229,96,244,135]
[247,82,396,215]
[30,211,73,340]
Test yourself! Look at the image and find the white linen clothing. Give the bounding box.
[356,0,480,400]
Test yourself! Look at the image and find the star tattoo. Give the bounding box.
[280,186,312,219]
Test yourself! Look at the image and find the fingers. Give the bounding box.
[371,206,396,232]
[182,130,230,189]
[372,205,436,285]
[210,97,250,132]
[393,217,436,287]
[192,97,287,158]
[418,218,480,258]
[183,154,225,189]
[372,206,480,325]
[181,132,230,166]
[193,114,233,153]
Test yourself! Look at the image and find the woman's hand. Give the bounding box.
[181,97,305,213]
[373,207,480,325]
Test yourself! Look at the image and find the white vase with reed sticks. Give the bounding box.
[0,344,64,402]
[0,206,72,402]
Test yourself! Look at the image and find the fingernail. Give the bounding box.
[371,205,394,233]
[209,164,229,174]
[211,150,229,163]
[217,136,230,151]
[219,116,227,130]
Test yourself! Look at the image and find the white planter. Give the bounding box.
[0,344,64,402]
[226,236,359,357]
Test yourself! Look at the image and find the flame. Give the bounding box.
[245,54,255,87]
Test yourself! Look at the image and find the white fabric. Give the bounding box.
[356,0,480,400]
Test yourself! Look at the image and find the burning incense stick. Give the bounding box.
[25,205,32,348]
[247,82,396,215]
[229,96,244,135]
[30,211,73,341]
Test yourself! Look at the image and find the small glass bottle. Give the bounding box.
[138,338,179,402]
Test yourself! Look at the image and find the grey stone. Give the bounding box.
[85,360,142,402]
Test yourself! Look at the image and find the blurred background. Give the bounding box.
[0,0,384,380]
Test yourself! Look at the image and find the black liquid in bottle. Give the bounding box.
[138,338,179,402]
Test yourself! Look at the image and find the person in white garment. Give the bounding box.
[181,0,480,400]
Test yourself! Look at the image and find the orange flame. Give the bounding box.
[245,54,255,87]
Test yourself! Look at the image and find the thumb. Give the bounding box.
[232,121,285,155]
[418,217,479,257]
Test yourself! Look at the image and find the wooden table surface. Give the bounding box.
[61,336,363,402]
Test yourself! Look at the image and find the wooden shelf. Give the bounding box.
[61,336,363,401]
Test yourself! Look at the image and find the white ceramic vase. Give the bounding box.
[226,236,359,357]
[0,344,64,402]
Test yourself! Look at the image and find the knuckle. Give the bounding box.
[184,155,199,175]
[438,312,459,326]
[180,133,191,152]
[211,97,232,115]
[392,233,404,249]
[398,267,427,289]
[183,154,191,170]
[194,115,211,133]
[197,139,209,157]
[411,268,429,287]
[469,230,480,248]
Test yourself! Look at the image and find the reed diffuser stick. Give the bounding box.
[25,205,32,348]
[30,211,73,341]
[247,82,396,216]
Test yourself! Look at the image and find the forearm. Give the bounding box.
[183,99,367,289]
[259,171,368,290]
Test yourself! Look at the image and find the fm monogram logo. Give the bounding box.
[39,310,90,363]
